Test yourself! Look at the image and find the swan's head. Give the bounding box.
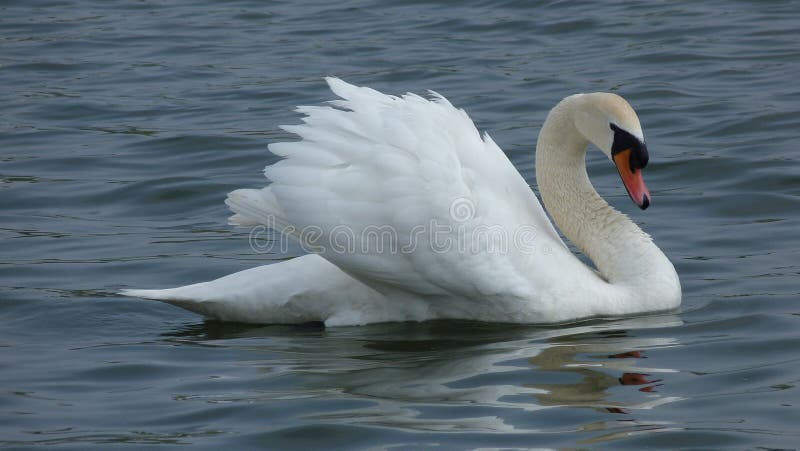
[573,93,651,210]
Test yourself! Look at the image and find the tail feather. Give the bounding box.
[119,255,385,325]
[119,288,179,301]
[120,263,293,321]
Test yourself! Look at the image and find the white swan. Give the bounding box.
[121,78,680,326]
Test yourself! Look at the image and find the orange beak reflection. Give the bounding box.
[613,148,651,210]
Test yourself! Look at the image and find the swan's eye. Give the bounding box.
[610,123,648,170]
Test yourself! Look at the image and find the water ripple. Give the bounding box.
[2,0,799,449]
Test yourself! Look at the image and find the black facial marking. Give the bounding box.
[610,123,649,170]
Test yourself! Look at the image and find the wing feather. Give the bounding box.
[242,78,566,301]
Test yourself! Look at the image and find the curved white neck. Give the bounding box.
[535,97,680,315]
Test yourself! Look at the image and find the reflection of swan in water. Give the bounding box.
[161,315,682,434]
[527,329,680,413]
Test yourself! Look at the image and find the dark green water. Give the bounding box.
[2,1,799,449]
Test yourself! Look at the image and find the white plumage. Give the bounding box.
[122,78,681,326]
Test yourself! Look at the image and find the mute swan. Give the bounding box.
[122,78,681,326]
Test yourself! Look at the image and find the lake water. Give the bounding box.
[2,0,799,449]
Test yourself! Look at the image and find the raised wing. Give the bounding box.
[241,78,566,300]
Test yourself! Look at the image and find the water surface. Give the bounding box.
[2,0,799,449]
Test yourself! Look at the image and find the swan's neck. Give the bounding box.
[535,98,679,312]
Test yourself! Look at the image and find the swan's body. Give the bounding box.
[122,78,680,326]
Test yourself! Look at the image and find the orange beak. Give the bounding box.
[613,148,651,210]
